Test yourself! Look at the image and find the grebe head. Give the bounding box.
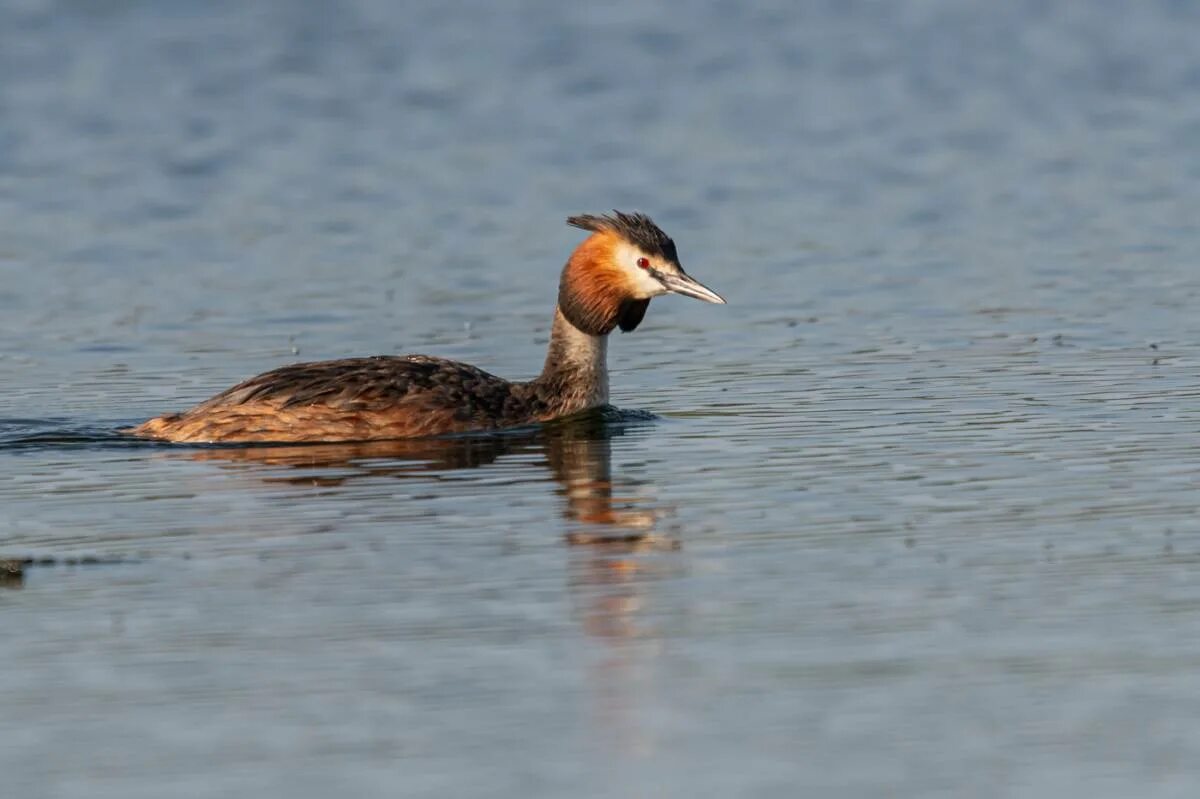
[558,211,725,336]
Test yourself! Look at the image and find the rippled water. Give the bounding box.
[4,1,1200,796]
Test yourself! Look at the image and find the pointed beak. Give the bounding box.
[657,270,726,304]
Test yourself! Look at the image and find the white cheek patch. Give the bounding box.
[613,241,669,298]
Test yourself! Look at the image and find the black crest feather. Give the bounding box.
[566,211,680,264]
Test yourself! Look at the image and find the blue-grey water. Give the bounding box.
[3,1,1200,796]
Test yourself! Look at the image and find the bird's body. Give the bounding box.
[129,212,723,443]
[132,309,606,442]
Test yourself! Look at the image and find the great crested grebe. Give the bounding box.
[129,211,725,443]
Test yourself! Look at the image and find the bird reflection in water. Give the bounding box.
[184,411,674,550]
[183,411,677,754]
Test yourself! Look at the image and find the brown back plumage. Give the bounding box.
[130,356,548,443]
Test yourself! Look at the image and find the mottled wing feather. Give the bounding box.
[194,357,448,409]
[132,355,543,443]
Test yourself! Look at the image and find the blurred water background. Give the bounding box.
[3,1,1200,796]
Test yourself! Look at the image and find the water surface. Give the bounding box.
[4,1,1200,796]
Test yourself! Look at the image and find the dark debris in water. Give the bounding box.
[0,559,23,587]
[0,555,136,588]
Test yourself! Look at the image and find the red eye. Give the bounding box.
[636,257,650,270]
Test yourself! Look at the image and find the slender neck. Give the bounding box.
[528,306,609,414]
